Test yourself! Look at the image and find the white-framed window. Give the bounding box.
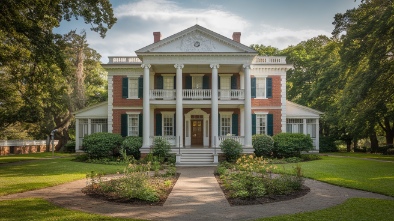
[192,76,203,89]
[220,114,231,136]
[306,119,316,138]
[220,76,231,90]
[256,77,266,98]
[91,119,108,133]
[286,119,303,133]
[128,114,139,136]
[163,114,174,136]
[163,74,174,89]
[256,114,267,135]
[128,78,138,98]
[79,119,88,138]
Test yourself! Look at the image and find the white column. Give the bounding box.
[243,65,252,148]
[211,64,219,147]
[142,64,151,148]
[316,118,320,151]
[303,119,307,135]
[75,118,80,152]
[175,64,184,148]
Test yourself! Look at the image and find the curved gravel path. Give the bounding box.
[1,167,393,221]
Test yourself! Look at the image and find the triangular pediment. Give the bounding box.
[136,25,257,54]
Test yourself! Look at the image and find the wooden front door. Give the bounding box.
[191,120,203,146]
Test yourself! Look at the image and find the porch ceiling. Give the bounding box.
[151,64,242,74]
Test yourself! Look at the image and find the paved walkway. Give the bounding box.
[1,167,393,221]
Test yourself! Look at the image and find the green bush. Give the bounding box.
[64,140,76,153]
[386,148,394,155]
[152,138,171,159]
[121,136,142,160]
[319,136,338,152]
[272,133,313,158]
[220,138,243,162]
[82,132,123,159]
[252,134,274,157]
[300,154,322,161]
[227,172,266,199]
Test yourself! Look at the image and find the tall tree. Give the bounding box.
[250,44,281,56]
[333,0,394,146]
[0,1,115,143]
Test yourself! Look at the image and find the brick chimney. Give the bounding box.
[153,32,161,43]
[232,32,241,43]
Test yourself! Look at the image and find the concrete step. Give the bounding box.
[178,153,215,165]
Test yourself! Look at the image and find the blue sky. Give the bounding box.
[56,0,360,63]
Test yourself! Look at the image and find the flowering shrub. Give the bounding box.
[217,155,303,199]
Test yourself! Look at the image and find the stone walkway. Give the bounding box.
[1,167,393,221]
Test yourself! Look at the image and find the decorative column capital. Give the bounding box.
[243,64,251,69]
[210,64,220,69]
[141,64,151,69]
[174,64,184,69]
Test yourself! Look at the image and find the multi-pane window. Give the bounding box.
[128,114,139,136]
[163,76,174,89]
[286,119,303,133]
[79,119,88,138]
[306,119,316,138]
[256,115,267,135]
[220,115,231,136]
[220,76,231,89]
[192,76,203,89]
[256,77,266,98]
[91,119,108,133]
[128,78,138,98]
[163,114,174,136]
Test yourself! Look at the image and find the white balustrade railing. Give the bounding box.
[218,89,244,100]
[218,136,245,146]
[108,56,142,64]
[252,56,287,64]
[150,89,176,100]
[150,136,176,146]
[183,89,211,100]
[149,89,244,100]
[0,140,47,147]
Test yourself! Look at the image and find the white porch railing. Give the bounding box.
[149,89,245,100]
[219,89,244,100]
[150,89,176,100]
[218,136,245,146]
[183,89,211,100]
[150,136,176,146]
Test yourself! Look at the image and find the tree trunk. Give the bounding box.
[353,138,358,151]
[370,131,379,153]
[346,139,352,152]
[379,117,394,146]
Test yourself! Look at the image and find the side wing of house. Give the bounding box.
[73,102,108,152]
[286,100,323,150]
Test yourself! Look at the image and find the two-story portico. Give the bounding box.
[74,25,321,165]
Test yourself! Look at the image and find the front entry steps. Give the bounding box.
[174,149,218,166]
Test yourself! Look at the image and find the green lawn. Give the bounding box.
[0,152,74,164]
[323,152,394,161]
[257,198,394,221]
[0,198,143,221]
[275,156,394,196]
[0,157,125,196]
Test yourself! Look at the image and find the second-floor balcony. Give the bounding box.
[149,89,244,100]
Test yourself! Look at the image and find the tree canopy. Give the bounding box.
[0,1,115,143]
